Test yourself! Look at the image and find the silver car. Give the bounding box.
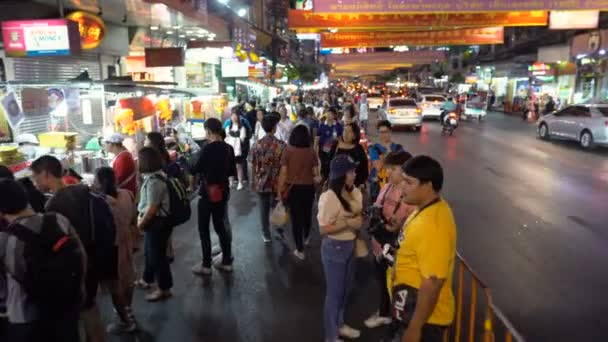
[537,104,608,149]
[384,98,422,131]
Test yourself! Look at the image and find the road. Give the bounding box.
[101,112,608,342]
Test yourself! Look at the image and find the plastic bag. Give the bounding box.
[270,202,289,227]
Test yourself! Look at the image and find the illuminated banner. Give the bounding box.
[313,0,608,13]
[326,50,446,65]
[2,19,81,57]
[321,27,504,48]
[289,10,547,31]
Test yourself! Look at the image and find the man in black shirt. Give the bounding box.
[191,118,237,275]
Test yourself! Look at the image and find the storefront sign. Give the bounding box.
[313,0,608,13]
[66,11,106,49]
[571,29,608,57]
[321,27,503,48]
[550,11,599,30]
[1,19,80,57]
[145,47,185,67]
[528,63,554,76]
[289,10,547,31]
[221,58,249,78]
[465,76,478,84]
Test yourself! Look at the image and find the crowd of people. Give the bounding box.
[0,89,458,342]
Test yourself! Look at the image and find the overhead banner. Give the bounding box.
[313,0,608,13]
[326,50,447,65]
[289,10,547,31]
[321,27,504,48]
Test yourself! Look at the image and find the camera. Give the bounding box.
[365,205,399,266]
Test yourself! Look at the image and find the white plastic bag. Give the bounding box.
[270,202,289,227]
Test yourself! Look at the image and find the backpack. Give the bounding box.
[2,214,84,314]
[88,192,119,280]
[153,174,191,227]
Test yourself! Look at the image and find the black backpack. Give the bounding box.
[153,174,191,227]
[88,192,119,280]
[2,214,84,314]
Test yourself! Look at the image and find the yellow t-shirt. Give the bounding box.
[387,198,457,326]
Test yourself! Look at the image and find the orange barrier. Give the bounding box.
[445,252,526,342]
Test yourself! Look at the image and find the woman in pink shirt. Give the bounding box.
[364,150,415,330]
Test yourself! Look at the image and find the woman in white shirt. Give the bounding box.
[252,109,267,145]
[225,110,247,190]
[317,155,364,342]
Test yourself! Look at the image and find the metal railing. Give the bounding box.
[444,253,526,342]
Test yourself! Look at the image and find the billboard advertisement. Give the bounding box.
[2,19,80,57]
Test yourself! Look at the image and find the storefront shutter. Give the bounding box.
[11,52,102,82]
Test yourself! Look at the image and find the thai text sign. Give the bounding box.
[2,19,80,57]
[321,27,504,48]
[289,10,547,30]
[313,0,608,13]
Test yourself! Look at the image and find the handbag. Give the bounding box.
[270,202,290,227]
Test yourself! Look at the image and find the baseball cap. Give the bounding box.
[103,133,124,144]
[329,154,359,181]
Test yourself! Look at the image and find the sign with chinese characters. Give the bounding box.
[1,19,81,57]
[66,11,105,49]
[321,27,504,48]
[289,10,547,31]
[528,63,554,76]
[313,0,608,13]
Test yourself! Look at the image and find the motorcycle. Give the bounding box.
[441,111,459,136]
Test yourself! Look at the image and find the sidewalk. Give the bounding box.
[99,190,388,342]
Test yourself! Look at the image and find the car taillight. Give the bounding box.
[388,108,396,114]
[422,103,429,108]
[416,108,422,114]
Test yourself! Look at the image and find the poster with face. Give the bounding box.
[1,92,24,129]
[0,98,14,143]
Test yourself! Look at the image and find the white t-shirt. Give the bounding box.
[359,101,369,120]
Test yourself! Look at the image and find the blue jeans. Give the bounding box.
[143,217,174,290]
[322,237,356,342]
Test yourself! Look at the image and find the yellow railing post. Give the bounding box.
[455,261,464,342]
[468,280,477,342]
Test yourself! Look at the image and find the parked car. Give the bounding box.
[367,94,385,110]
[537,104,608,149]
[419,94,446,119]
[385,98,422,131]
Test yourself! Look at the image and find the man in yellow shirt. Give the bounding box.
[387,155,457,342]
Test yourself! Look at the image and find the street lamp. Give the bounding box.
[218,0,229,4]
[237,8,247,17]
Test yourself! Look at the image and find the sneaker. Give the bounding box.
[107,319,137,334]
[213,259,233,272]
[262,234,272,243]
[237,182,244,191]
[339,325,361,339]
[364,312,392,328]
[274,229,286,242]
[304,236,311,246]
[192,262,212,276]
[145,290,172,302]
[293,250,306,260]
[133,279,151,290]
[211,244,222,256]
